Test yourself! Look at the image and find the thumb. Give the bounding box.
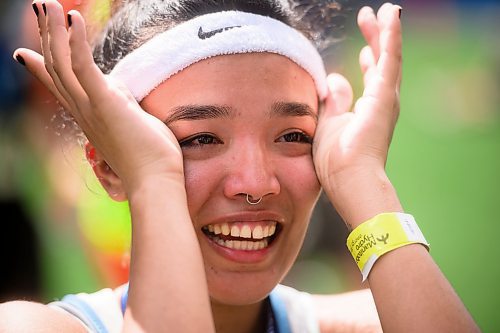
[323,73,353,117]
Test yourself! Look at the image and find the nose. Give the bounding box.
[223,141,280,203]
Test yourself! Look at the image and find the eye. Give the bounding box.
[179,133,222,148]
[277,131,313,144]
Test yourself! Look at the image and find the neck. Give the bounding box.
[211,299,268,333]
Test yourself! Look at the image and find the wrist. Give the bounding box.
[127,175,189,221]
[323,168,403,230]
[126,174,194,258]
[125,171,185,198]
[119,150,185,195]
[347,212,430,281]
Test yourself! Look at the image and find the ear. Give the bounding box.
[85,142,127,202]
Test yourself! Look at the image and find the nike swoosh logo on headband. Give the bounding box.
[198,25,242,40]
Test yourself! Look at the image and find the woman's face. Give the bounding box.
[141,53,321,305]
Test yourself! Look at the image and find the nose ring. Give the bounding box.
[246,194,262,205]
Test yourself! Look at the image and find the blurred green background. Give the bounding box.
[392,5,499,332]
[291,1,500,332]
[0,0,498,332]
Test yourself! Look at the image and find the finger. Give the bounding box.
[68,11,119,106]
[45,0,89,107]
[354,95,397,153]
[358,6,380,60]
[322,73,353,118]
[376,2,396,24]
[394,8,403,94]
[359,45,377,86]
[34,0,78,111]
[376,4,402,91]
[13,48,71,111]
[364,5,401,103]
[33,1,51,68]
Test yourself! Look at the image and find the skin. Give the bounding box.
[0,1,480,333]
[140,53,321,332]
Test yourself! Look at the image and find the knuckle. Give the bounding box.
[393,47,402,61]
[71,58,85,73]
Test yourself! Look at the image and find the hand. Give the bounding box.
[14,0,184,192]
[313,3,402,227]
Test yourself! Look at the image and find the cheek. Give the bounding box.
[280,155,321,206]
[183,153,321,222]
[274,156,320,278]
[280,155,321,250]
[183,159,222,217]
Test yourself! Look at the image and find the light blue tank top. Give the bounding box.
[51,284,319,333]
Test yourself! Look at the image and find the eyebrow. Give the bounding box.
[271,101,318,123]
[164,101,317,124]
[164,104,232,125]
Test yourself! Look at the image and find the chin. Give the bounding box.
[205,268,286,306]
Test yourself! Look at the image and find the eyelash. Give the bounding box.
[179,133,222,148]
[278,131,313,144]
[179,131,312,148]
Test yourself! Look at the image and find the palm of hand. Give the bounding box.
[313,4,401,200]
[83,77,184,186]
[14,1,184,191]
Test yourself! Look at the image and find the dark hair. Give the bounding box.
[92,0,344,73]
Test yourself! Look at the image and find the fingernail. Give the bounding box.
[42,3,47,15]
[398,8,402,18]
[67,13,72,27]
[15,54,26,66]
[32,3,39,17]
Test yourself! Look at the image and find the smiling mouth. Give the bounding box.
[202,222,280,250]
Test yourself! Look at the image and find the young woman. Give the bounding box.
[1,0,479,332]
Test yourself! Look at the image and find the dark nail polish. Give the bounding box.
[15,54,26,66]
[398,8,402,18]
[67,13,72,27]
[32,3,39,17]
[42,3,47,15]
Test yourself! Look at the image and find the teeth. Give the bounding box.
[223,238,268,251]
[269,224,276,236]
[240,225,252,238]
[263,226,269,237]
[252,226,263,239]
[221,223,230,236]
[230,225,240,237]
[204,222,278,241]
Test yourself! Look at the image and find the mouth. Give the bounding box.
[202,221,280,251]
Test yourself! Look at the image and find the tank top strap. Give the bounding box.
[119,284,317,332]
[269,288,293,333]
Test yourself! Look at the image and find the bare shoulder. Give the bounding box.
[0,300,87,332]
[312,288,382,333]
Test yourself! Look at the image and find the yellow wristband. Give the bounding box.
[346,213,430,281]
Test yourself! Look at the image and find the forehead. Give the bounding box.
[141,53,318,116]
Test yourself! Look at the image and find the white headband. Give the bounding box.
[110,11,328,102]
